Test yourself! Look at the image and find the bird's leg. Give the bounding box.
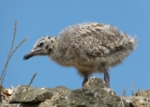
[82,74,88,87]
[104,70,110,88]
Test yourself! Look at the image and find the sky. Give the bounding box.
[0,0,150,96]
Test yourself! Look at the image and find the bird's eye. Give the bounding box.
[38,42,44,47]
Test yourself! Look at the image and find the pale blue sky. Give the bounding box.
[1,1,150,96]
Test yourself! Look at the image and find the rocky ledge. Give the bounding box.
[1,77,150,107]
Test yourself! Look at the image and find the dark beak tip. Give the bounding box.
[23,54,28,60]
[23,54,32,60]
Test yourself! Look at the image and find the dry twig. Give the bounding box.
[0,20,28,93]
[20,73,37,105]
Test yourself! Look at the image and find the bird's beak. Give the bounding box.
[23,52,34,60]
[23,49,42,60]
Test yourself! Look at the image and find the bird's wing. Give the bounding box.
[60,22,127,57]
[86,44,110,57]
[74,36,111,57]
[70,23,125,57]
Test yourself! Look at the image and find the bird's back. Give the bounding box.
[54,22,136,72]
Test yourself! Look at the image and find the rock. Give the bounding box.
[38,86,71,107]
[44,86,71,96]
[9,85,53,103]
[2,77,150,107]
[0,85,5,102]
[55,86,72,94]
[67,88,129,107]
[39,77,130,107]
[123,90,150,107]
[135,90,150,99]
[1,103,38,107]
[83,77,105,89]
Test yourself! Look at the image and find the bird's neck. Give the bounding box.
[48,38,70,66]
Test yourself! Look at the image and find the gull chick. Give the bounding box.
[24,22,136,88]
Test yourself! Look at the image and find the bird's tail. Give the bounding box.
[128,37,137,50]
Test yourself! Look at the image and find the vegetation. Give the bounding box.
[0,20,29,94]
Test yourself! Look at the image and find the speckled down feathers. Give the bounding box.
[49,22,136,75]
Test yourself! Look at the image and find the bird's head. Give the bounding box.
[23,36,57,60]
